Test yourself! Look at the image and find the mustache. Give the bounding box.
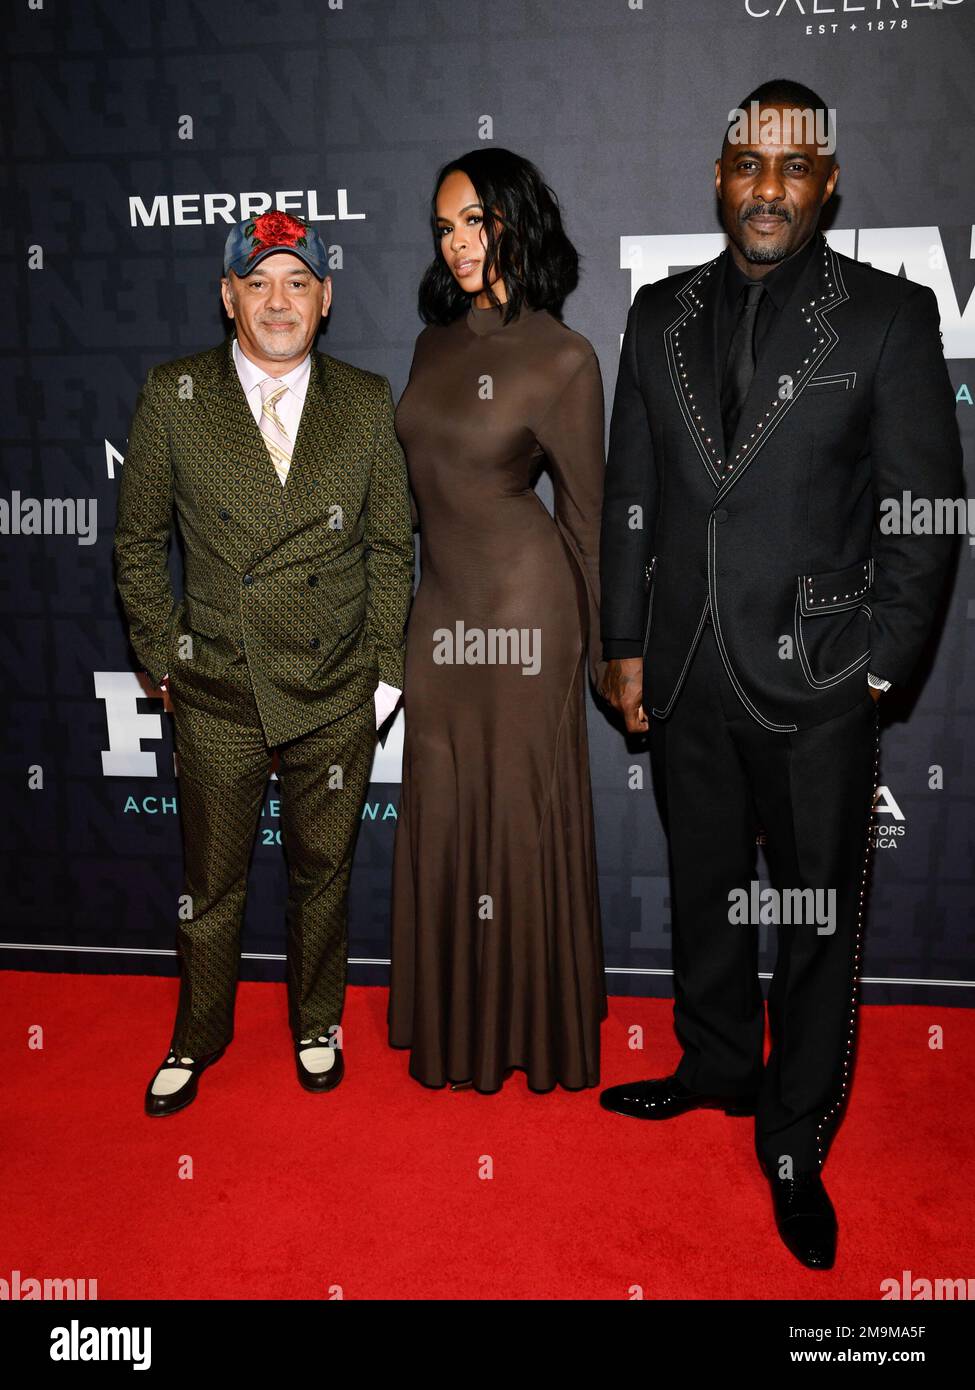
[741,204,792,223]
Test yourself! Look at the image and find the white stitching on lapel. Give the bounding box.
[664,257,725,487]
[714,241,850,502]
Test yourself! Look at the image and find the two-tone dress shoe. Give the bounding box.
[765,1169,838,1269]
[144,1044,226,1117]
[295,1035,344,1093]
[599,1072,758,1120]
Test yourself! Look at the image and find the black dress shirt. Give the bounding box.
[715,231,819,385]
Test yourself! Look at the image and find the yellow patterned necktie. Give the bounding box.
[259,377,292,485]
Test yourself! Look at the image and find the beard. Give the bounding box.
[731,204,794,265]
[733,218,793,265]
[254,322,302,354]
[740,240,790,264]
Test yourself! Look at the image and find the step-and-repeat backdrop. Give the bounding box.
[2,0,973,1004]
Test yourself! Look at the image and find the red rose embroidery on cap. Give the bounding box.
[243,211,309,263]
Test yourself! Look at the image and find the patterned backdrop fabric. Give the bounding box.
[2,0,973,1006]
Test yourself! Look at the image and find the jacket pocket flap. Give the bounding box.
[801,373,856,395]
[798,558,873,616]
[183,592,225,638]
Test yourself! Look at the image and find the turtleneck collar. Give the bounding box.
[465,300,528,336]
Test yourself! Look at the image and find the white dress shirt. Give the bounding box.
[232,334,311,442]
[166,338,401,728]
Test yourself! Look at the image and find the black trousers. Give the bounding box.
[649,620,879,1174]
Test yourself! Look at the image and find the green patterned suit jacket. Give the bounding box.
[114,334,415,746]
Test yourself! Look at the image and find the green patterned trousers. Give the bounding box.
[167,652,376,1058]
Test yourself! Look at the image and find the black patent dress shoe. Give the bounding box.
[599,1072,758,1119]
[295,1036,345,1092]
[144,1044,226,1117]
[766,1169,837,1269]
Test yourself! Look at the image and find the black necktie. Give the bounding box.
[720,281,765,453]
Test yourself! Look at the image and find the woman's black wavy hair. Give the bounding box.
[417,147,580,327]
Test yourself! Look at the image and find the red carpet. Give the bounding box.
[2,970,972,1300]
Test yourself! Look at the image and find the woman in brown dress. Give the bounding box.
[388,148,607,1092]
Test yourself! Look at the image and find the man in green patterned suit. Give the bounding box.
[114,212,415,1116]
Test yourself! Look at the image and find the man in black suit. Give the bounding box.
[598,80,964,1268]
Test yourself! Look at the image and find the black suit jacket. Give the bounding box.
[600,231,964,732]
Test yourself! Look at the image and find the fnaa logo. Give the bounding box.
[94,672,403,784]
[872,784,906,851]
[620,227,975,357]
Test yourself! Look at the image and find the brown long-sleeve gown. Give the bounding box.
[387,299,608,1091]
